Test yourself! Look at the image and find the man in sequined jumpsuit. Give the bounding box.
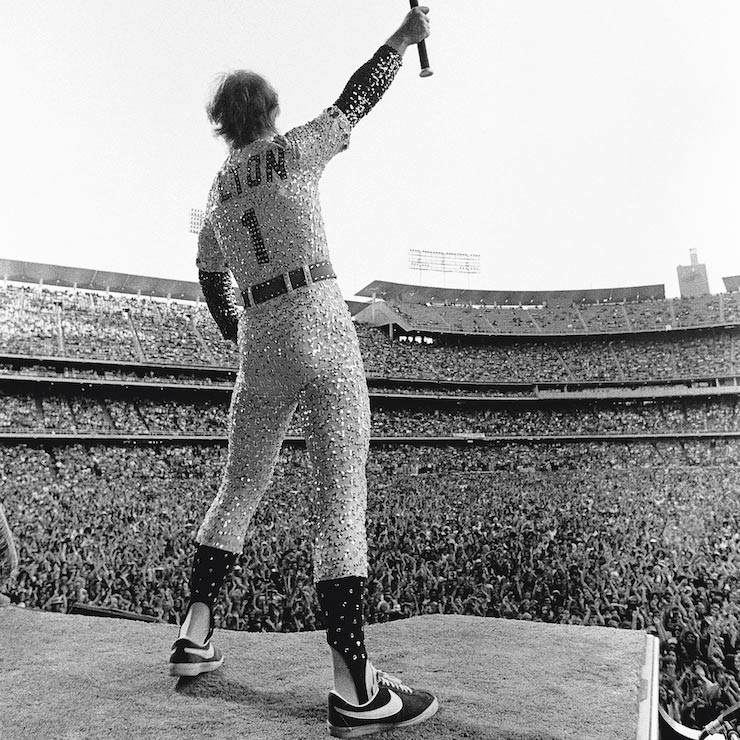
[168,8,438,737]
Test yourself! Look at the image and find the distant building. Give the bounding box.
[677,249,710,298]
[723,275,740,293]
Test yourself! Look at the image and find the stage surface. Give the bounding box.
[0,607,656,740]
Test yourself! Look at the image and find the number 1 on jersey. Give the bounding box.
[242,209,270,264]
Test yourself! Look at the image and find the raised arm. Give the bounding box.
[334,6,431,127]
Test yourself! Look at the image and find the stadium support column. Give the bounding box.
[667,299,677,329]
[608,344,626,381]
[620,305,632,331]
[125,311,146,362]
[55,304,65,355]
[554,348,575,382]
[97,399,116,432]
[191,317,216,363]
[573,305,588,332]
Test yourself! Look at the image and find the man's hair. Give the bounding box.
[207,70,279,149]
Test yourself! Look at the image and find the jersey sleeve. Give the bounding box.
[199,269,239,342]
[284,106,352,172]
[195,217,229,272]
[334,45,403,127]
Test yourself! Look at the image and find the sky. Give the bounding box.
[2,1,740,299]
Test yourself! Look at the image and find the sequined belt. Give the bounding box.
[241,261,336,307]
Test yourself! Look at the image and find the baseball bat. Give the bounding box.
[408,0,433,77]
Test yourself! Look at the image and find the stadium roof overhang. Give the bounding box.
[0,258,204,301]
[356,280,666,306]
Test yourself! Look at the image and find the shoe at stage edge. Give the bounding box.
[168,636,224,677]
[327,671,438,738]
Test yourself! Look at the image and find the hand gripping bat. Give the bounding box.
[409,0,433,77]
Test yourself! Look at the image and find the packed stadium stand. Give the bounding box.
[3,258,740,728]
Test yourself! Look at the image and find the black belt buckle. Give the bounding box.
[289,267,307,290]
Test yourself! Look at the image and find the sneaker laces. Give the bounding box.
[376,669,412,694]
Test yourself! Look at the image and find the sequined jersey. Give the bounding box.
[197,44,402,338]
[195,45,403,580]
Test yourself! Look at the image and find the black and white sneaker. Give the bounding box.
[327,670,438,738]
[168,636,224,677]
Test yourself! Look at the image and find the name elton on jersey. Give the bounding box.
[218,147,288,203]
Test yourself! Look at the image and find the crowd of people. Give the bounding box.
[1,284,739,385]
[2,388,739,440]
[0,284,238,366]
[358,325,736,383]
[369,398,740,438]
[0,362,234,387]
[3,440,740,726]
[389,292,738,334]
[4,280,740,729]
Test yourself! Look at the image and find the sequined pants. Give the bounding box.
[196,280,371,581]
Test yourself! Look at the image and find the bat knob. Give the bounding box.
[419,67,434,77]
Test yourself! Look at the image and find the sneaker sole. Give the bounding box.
[168,657,224,677]
[327,696,439,738]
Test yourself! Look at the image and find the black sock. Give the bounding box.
[316,575,371,703]
[186,544,237,639]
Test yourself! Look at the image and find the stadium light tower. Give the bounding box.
[189,208,205,235]
[408,249,481,288]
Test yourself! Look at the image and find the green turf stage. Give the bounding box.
[0,607,656,740]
